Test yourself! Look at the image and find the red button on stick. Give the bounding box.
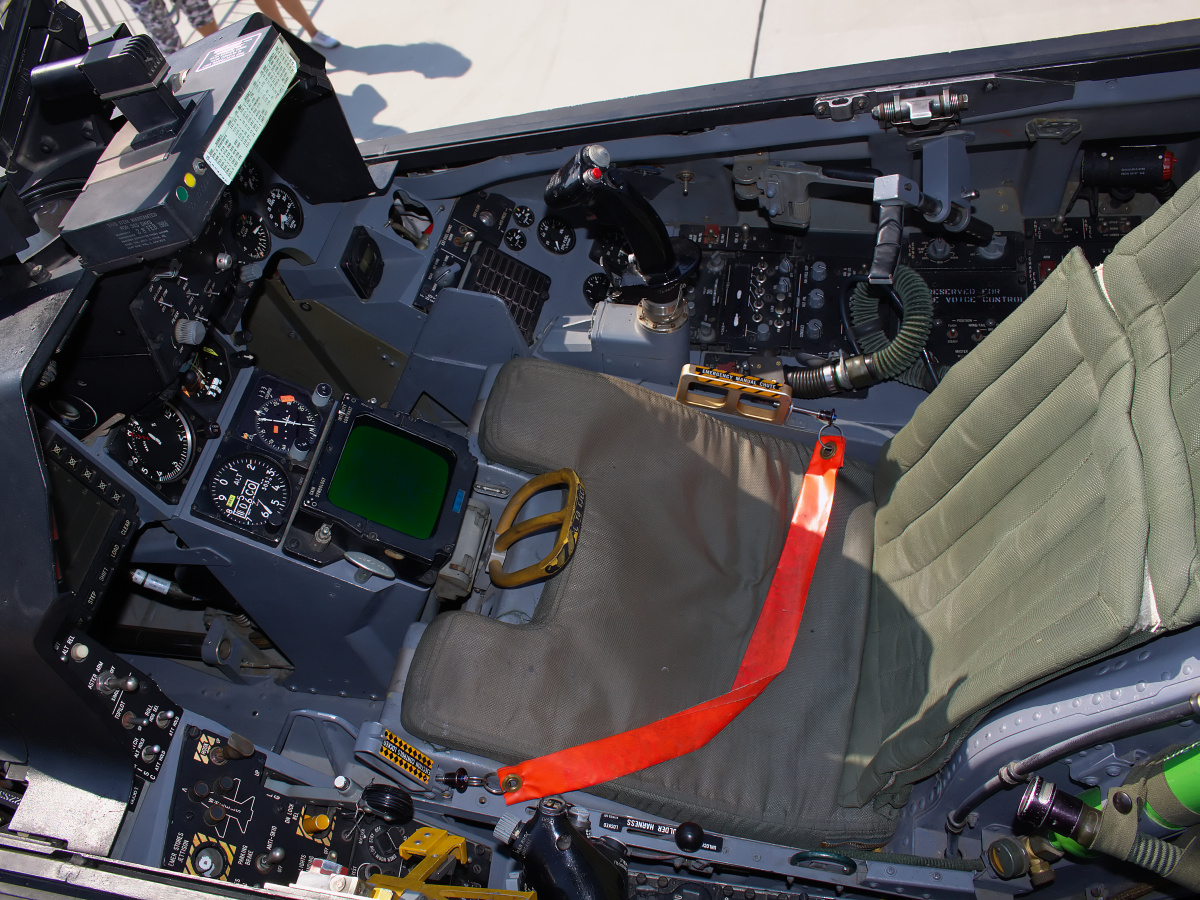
[591,167,603,180]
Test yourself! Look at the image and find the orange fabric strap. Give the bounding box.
[499,435,846,803]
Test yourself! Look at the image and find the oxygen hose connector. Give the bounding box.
[1016,775,1200,891]
[782,266,934,398]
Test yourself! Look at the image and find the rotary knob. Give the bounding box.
[174,319,208,346]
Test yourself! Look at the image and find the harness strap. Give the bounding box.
[499,436,846,803]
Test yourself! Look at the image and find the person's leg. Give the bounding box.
[251,0,286,29]
[271,0,318,36]
[179,0,218,38]
[126,0,183,52]
[252,0,337,47]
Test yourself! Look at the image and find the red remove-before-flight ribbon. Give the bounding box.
[498,435,846,804]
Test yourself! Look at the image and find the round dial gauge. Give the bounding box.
[583,272,611,306]
[253,394,320,454]
[235,161,262,194]
[368,823,408,863]
[232,211,270,261]
[209,455,290,529]
[265,185,304,238]
[511,205,535,228]
[503,228,526,251]
[118,403,194,484]
[537,215,576,254]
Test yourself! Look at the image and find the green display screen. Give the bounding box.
[327,421,451,540]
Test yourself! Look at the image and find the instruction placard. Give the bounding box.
[203,35,298,185]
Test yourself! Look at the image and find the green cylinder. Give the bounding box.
[1146,741,1200,829]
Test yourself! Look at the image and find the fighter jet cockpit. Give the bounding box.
[6,4,1200,900]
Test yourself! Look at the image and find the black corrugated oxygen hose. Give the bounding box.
[782,266,934,398]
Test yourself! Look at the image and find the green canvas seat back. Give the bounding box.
[402,359,892,847]
[841,247,1150,807]
[1092,173,1200,632]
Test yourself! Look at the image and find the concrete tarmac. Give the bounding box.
[96,0,1200,141]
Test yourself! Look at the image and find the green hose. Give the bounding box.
[848,266,936,390]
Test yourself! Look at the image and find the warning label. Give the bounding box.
[195,32,262,72]
[107,210,173,252]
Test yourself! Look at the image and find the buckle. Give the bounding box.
[487,468,585,589]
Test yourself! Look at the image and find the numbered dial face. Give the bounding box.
[232,212,270,261]
[252,394,320,453]
[368,823,408,863]
[537,215,576,254]
[265,185,304,238]
[209,455,290,528]
[503,228,526,251]
[583,271,611,306]
[235,161,262,194]
[119,403,194,484]
[511,206,535,228]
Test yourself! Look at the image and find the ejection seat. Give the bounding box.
[401,174,1200,847]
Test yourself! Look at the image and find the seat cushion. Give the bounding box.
[402,358,894,847]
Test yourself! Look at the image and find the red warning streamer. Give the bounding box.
[499,436,846,803]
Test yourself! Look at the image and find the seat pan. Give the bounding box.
[402,359,894,846]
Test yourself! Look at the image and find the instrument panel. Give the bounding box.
[191,373,329,546]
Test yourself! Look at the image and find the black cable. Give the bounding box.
[839,274,869,355]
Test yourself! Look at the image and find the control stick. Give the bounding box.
[545,145,699,329]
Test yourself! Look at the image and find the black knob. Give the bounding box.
[189,781,212,802]
[440,767,469,793]
[215,775,235,794]
[675,822,705,853]
[203,803,227,827]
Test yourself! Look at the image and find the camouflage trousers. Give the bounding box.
[126,0,215,52]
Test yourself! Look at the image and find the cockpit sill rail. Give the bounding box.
[408,788,977,900]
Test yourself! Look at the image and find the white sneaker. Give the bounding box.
[310,31,339,49]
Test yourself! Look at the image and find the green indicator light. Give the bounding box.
[176,186,188,202]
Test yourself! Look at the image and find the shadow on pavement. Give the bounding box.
[323,42,472,78]
[338,83,406,141]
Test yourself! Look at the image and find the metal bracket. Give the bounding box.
[914,132,975,226]
[1066,742,1148,791]
[201,614,273,684]
[1025,118,1083,144]
[813,92,870,121]
[732,154,873,230]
